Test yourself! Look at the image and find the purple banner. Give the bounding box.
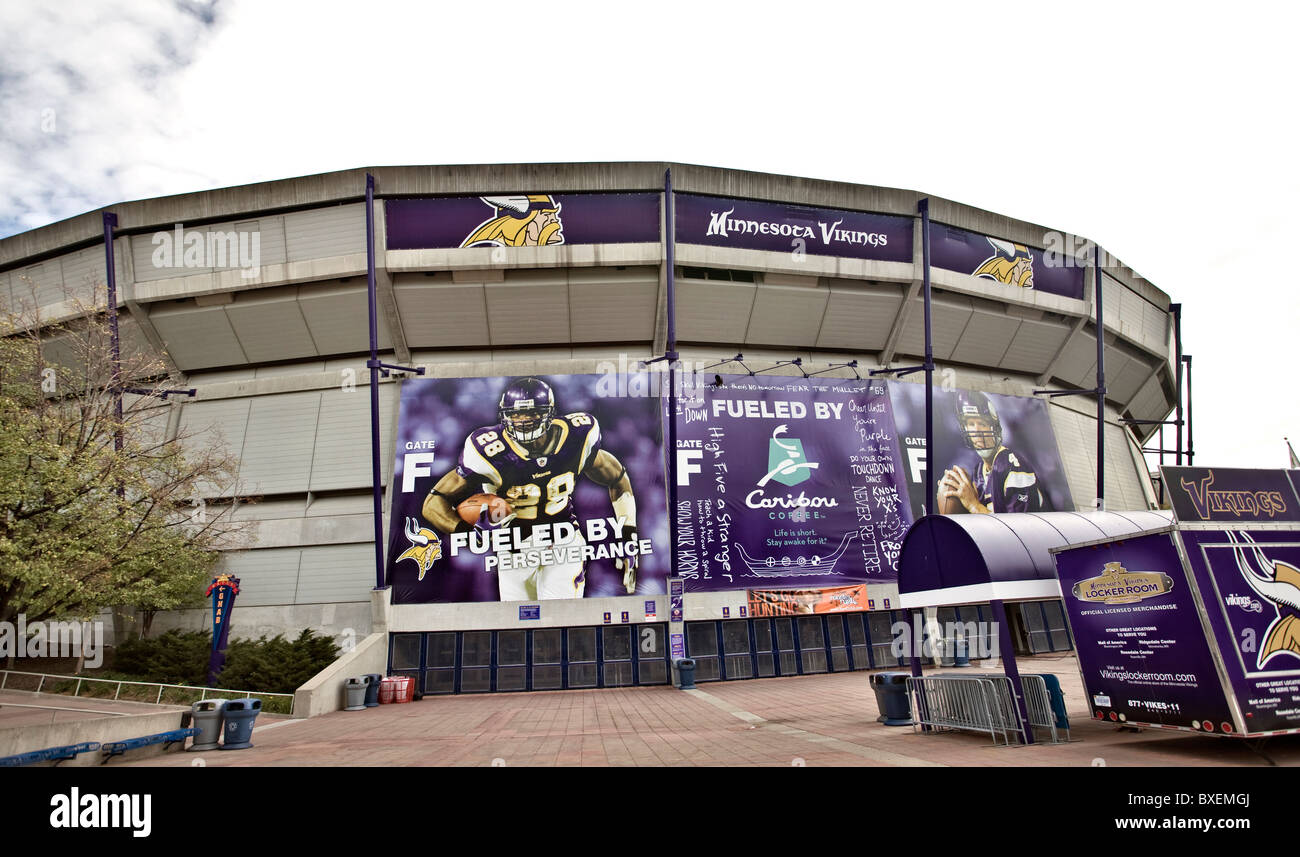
[930,222,1084,300]
[889,383,1073,519]
[385,193,660,250]
[206,574,239,686]
[386,375,669,603]
[1180,529,1300,734]
[1160,466,1300,524]
[1053,532,1236,732]
[673,376,910,591]
[674,193,912,262]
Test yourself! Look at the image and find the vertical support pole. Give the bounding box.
[1183,354,1193,465]
[1172,303,1183,466]
[665,170,679,578]
[990,599,1034,745]
[1094,246,1105,508]
[366,174,386,591]
[920,198,933,518]
[103,212,123,454]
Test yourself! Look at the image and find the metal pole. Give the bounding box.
[103,212,122,454]
[1172,304,1183,466]
[920,198,933,516]
[990,599,1034,745]
[366,174,386,591]
[1184,354,1193,465]
[1094,246,1105,507]
[665,169,679,578]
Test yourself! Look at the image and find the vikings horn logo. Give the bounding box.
[461,195,565,248]
[973,237,1035,288]
[1225,531,1300,668]
[397,517,443,582]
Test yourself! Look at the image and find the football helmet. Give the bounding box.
[954,390,1002,456]
[498,377,556,443]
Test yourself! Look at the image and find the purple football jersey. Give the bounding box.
[457,413,602,535]
[973,446,1045,513]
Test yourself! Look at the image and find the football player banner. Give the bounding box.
[1053,524,1300,737]
[889,383,1073,520]
[387,375,669,603]
[672,375,911,591]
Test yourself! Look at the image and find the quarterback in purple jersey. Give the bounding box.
[938,391,1047,514]
[420,377,639,600]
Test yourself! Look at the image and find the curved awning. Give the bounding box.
[897,511,1174,608]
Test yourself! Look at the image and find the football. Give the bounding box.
[457,493,512,526]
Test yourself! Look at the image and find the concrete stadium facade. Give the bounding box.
[0,163,1178,684]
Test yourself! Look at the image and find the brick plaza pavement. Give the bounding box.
[113,654,1300,767]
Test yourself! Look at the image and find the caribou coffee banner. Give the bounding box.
[890,383,1073,519]
[672,376,911,591]
[930,222,1084,300]
[385,193,660,250]
[387,375,669,604]
[674,193,913,262]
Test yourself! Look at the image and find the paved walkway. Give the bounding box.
[109,655,1300,767]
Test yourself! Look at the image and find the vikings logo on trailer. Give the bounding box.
[1225,531,1300,668]
[973,237,1035,288]
[461,195,565,248]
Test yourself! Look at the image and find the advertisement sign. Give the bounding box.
[1160,466,1300,524]
[1180,529,1300,734]
[673,375,911,591]
[674,193,913,262]
[889,383,1073,519]
[747,584,870,617]
[387,374,669,603]
[930,222,1084,300]
[385,193,660,250]
[1053,531,1236,731]
[205,574,240,686]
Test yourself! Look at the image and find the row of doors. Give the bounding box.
[388,601,1074,694]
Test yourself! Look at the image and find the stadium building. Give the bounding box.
[0,163,1181,699]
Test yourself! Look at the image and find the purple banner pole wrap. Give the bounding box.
[206,574,240,686]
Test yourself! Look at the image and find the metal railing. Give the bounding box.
[905,673,1065,745]
[0,670,295,716]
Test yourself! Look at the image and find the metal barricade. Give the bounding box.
[905,673,1068,745]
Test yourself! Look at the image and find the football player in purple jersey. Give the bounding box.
[420,377,639,600]
[937,390,1048,514]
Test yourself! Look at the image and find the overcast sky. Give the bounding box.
[1,0,1296,470]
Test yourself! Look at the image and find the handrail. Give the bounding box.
[0,669,295,715]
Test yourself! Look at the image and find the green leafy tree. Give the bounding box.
[0,292,251,631]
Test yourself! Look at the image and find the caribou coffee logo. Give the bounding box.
[1072,562,1174,604]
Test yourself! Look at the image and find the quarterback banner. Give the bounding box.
[930,222,1084,300]
[387,375,669,604]
[673,376,911,591]
[889,383,1073,519]
[674,193,913,262]
[384,193,660,250]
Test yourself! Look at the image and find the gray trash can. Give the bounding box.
[344,677,367,711]
[869,672,913,726]
[189,700,226,751]
[675,658,697,690]
[363,673,383,707]
[220,698,262,750]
